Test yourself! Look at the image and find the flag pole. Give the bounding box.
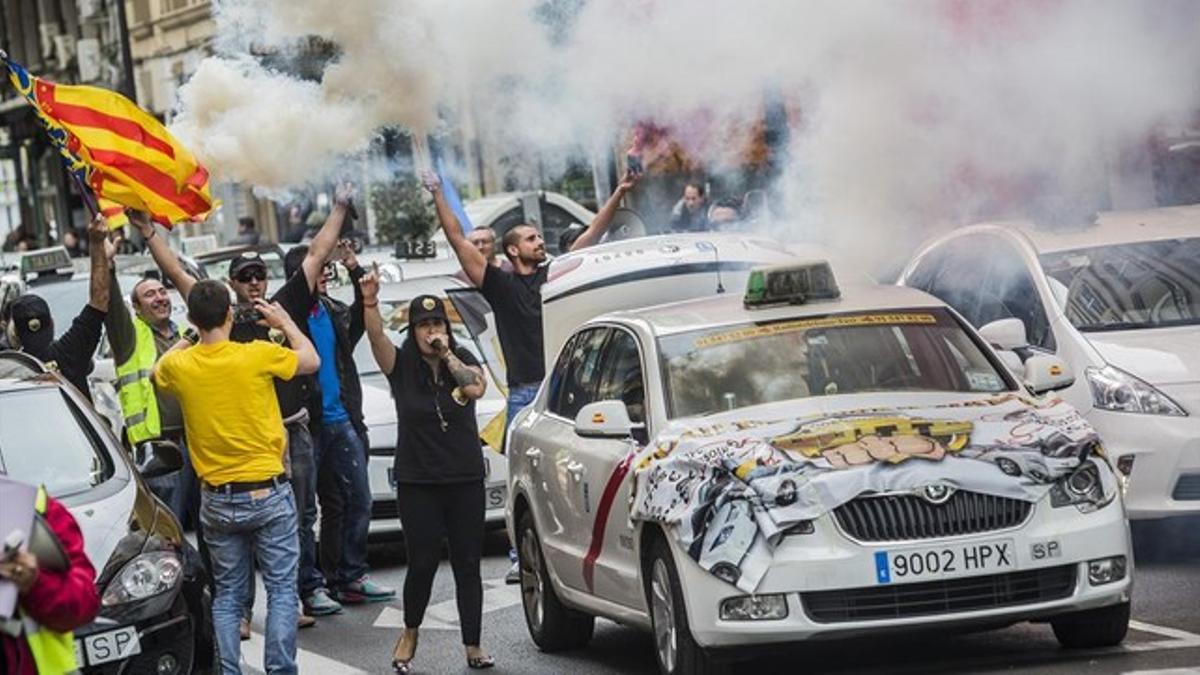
[69,172,99,219]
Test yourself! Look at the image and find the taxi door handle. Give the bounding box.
[566,461,585,482]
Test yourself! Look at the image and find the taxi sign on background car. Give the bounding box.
[20,246,72,277]
[744,260,840,308]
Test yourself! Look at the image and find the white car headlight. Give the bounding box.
[101,550,182,606]
[1050,461,1116,513]
[1085,365,1186,417]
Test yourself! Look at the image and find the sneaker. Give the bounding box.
[297,614,316,629]
[336,576,396,604]
[303,588,343,616]
[239,618,251,641]
[505,560,520,585]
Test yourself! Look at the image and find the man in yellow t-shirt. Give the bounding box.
[154,279,319,675]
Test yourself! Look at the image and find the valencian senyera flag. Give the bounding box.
[2,51,217,228]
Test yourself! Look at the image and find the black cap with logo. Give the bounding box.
[228,250,268,278]
[407,295,448,330]
[4,294,54,354]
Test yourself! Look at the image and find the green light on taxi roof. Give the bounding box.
[744,261,840,308]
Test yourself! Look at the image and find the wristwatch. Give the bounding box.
[182,327,199,345]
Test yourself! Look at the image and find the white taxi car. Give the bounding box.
[507,263,1132,673]
[898,205,1199,520]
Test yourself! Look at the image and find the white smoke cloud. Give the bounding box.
[174,0,1200,262]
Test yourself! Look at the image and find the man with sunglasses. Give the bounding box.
[141,185,369,630]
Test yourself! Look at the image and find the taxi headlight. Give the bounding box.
[102,550,182,606]
[719,594,788,621]
[1086,366,1186,416]
[1050,462,1114,513]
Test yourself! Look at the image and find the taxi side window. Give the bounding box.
[549,327,611,420]
[596,329,646,425]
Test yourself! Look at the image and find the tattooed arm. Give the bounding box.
[441,346,486,401]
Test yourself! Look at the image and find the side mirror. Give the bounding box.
[1023,354,1075,394]
[575,400,635,439]
[136,440,184,480]
[979,318,1028,351]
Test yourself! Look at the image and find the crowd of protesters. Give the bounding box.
[0,164,646,673]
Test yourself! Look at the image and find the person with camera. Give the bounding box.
[360,269,494,673]
[153,281,320,674]
[0,477,100,674]
[142,187,369,630]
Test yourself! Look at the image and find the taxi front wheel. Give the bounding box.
[645,535,729,675]
[517,510,595,651]
[1051,600,1130,649]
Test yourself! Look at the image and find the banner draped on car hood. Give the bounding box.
[630,393,1101,592]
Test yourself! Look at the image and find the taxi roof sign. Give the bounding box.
[744,261,840,308]
[20,246,73,277]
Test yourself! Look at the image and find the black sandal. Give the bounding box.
[467,654,495,669]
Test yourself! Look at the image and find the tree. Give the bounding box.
[370,171,436,244]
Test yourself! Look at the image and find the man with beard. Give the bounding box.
[423,169,640,582]
[142,187,372,631]
[4,215,111,399]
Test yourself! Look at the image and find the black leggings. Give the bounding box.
[395,481,485,645]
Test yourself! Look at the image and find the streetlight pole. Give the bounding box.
[114,0,137,100]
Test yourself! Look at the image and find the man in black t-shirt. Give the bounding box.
[144,187,367,625]
[424,168,640,582]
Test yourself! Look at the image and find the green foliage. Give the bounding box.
[369,172,435,244]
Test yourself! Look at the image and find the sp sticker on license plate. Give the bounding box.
[875,539,1015,584]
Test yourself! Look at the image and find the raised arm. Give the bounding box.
[421,170,488,287]
[300,184,353,291]
[131,210,196,300]
[86,215,111,311]
[341,241,368,345]
[569,171,641,252]
[359,268,396,375]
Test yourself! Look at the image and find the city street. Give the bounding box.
[235,523,1200,675]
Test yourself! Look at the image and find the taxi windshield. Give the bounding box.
[658,308,1012,418]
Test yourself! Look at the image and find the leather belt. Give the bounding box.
[203,473,288,494]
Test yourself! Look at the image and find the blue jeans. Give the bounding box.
[244,421,325,618]
[505,384,538,565]
[319,421,371,586]
[202,481,299,675]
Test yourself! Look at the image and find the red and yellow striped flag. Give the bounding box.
[3,52,217,229]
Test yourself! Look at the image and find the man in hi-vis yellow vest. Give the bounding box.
[103,212,190,522]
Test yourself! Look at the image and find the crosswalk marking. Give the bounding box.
[242,631,366,675]
[373,578,522,631]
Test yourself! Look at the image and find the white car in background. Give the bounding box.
[329,276,510,536]
[507,262,1131,674]
[898,204,1200,520]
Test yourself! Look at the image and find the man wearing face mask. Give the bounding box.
[3,214,111,399]
[142,187,369,629]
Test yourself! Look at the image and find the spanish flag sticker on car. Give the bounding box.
[1050,364,1063,377]
[592,412,606,424]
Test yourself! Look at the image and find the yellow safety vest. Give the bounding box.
[22,486,81,674]
[116,317,161,444]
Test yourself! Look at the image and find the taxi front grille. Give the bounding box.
[802,565,1076,623]
[834,491,1032,542]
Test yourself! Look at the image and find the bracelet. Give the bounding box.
[145,228,156,240]
[363,300,378,308]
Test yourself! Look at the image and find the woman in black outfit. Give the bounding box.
[360,271,495,673]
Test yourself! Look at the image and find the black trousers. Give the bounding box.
[395,480,485,645]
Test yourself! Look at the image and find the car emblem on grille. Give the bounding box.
[920,484,955,504]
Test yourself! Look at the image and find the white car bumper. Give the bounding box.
[675,494,1131,649]
[367,451,510,535]
[1086,396,1200,519]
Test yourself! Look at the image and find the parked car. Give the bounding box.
[507,262,1130,674]
[0,351,215,674]
[328,276,510,536]
[898,204,1199,520]
[192,243,287,281]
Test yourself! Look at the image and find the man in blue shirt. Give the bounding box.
[284,242,394,605]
